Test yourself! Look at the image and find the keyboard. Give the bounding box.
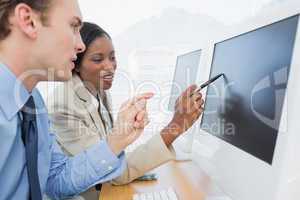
[133,187,178,200]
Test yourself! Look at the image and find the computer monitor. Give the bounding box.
[168,49,201,111]
[201,15,298,165]
[190,5,300,200]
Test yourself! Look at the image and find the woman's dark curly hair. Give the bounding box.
[74,22,111,73]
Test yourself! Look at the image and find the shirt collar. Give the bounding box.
[0,63,34,120]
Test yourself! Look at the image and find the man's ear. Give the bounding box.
[14,3,40,39]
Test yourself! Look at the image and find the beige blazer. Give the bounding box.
[47,74,175,200]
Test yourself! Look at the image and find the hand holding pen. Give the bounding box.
[192,73,225,95]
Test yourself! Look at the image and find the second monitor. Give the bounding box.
[168,49,201,111]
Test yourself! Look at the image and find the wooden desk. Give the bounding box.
[100,160,221,200]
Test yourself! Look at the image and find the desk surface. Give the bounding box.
[100,160,224,200]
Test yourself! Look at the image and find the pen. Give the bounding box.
[191,73,224,96]
[199,73,224,89]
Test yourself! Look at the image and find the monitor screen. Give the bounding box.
[168,49,201,111]
[200,15,299,164]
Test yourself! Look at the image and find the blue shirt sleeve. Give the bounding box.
[45,133,126,200]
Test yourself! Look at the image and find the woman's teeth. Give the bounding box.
[103,75,114,79]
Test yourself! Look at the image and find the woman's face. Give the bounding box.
[78,35,117,91]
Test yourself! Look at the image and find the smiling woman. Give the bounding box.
[73,22,116,92]
[47,22,175,200]
[47,21,204,200]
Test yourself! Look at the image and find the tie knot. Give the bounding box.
[21,96,36,122]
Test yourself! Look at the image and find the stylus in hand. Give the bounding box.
[199,73,224,89]
[192,73,225,96]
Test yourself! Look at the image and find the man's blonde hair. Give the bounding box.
[0,0,52,40]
